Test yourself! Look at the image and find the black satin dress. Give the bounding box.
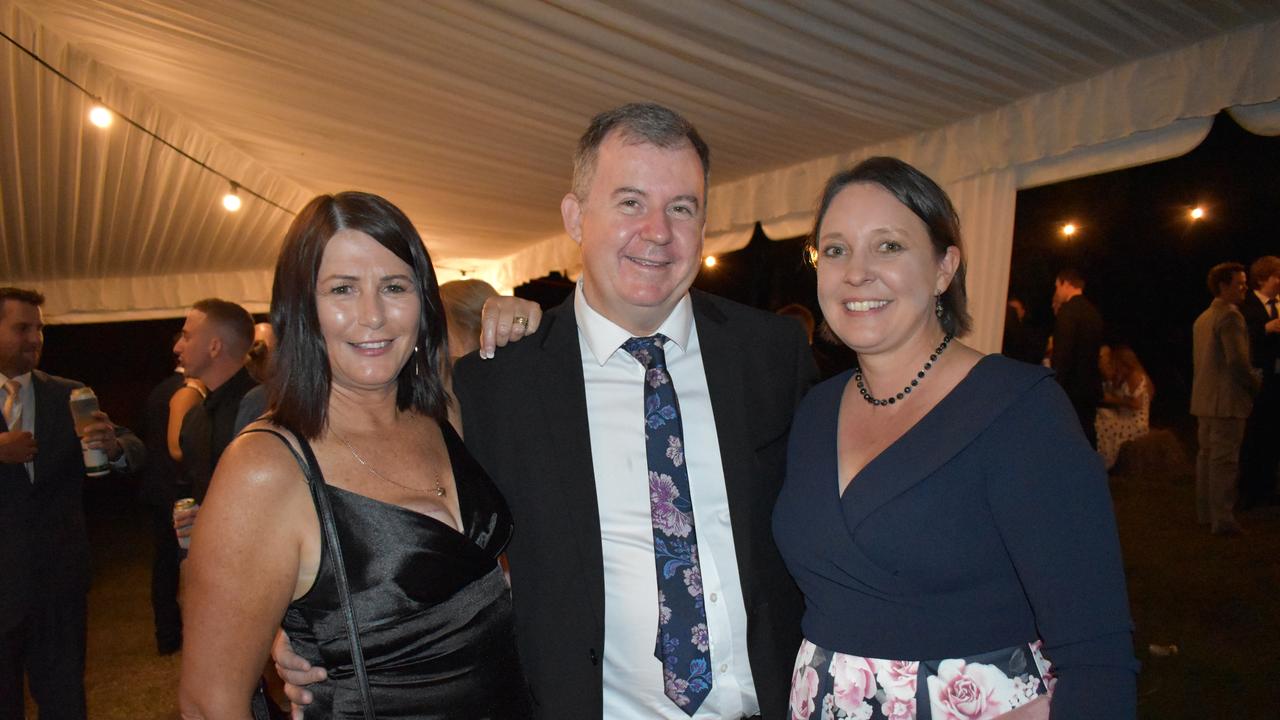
[281,423,532,718]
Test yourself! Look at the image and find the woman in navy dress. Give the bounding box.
[772,158,1137,720]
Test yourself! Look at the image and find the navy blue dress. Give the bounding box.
[772,355,1137,719]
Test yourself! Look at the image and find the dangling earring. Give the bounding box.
[413,345,420,377]
[935,294,944,320]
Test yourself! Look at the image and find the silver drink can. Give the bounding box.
[174,498,197,553]
[68,387,110,476]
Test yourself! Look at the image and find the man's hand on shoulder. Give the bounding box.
[479,296,542,359]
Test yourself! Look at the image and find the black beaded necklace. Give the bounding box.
[854,334,954,407]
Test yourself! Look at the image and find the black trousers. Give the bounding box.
[0,592,88,720]
[149,502,183,651]
[1239,380,1280,508]
[1070,398,1099,449]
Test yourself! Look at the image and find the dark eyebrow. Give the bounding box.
[319,273,415,283]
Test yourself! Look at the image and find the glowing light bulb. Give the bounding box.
[704,256,717,268]
[1061,223,1077,237]
[1190,206,1205,220]
[88,105,113,128]
[222,190,242,212]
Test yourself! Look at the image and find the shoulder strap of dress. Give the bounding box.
[237,426,378,720]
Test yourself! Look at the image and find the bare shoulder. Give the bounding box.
[212,422,311,500]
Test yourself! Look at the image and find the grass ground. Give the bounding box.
[24,427,1280,719]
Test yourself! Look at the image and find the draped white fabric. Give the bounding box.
[1,1,1279,325]
[483,19,1280,350]
[1228,99,1280,136]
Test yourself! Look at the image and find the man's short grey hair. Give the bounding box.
[571,103,710,202]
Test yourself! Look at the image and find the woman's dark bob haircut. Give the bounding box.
[806,156,972,337]
[268,191,449,439]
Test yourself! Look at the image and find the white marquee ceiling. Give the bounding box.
[3,0,1279,321]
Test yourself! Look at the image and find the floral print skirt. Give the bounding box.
[788,638,1054,720]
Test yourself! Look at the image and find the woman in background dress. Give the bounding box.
[1096,345,1153,470]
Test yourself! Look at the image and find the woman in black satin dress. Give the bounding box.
[178,192,531,719]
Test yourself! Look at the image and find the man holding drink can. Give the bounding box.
[0,287,145,720]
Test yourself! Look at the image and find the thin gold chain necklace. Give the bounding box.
[330,426,446,497]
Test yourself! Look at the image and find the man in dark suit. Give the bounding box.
[0,287,145,720]
[276,104,814,719]
[1051,269,1104,446]
[1237,256,1280,509]
[453,105,814,719]
[139,369,186,655]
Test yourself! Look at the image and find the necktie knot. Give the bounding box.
[3,379,19,397]
[624,334,668,369]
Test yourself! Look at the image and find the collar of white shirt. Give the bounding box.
[574,283,694,366]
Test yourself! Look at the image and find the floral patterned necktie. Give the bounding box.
[623,335,712,715]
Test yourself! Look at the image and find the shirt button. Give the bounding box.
[709,592,718,602]
[719,663,728,673]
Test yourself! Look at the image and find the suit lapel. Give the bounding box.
[29,372,61,485]
[531,302,606,629]
[690,295,766,604]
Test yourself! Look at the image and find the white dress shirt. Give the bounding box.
[575,284,759,720]
[1,371,35,480]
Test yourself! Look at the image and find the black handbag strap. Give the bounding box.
[241,427,377,720]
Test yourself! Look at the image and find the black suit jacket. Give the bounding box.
[0,370,145,631]
[1051,294,1104,409]
[1240,291,1278,376]
[138,373,184,507]
[454,290,816,719]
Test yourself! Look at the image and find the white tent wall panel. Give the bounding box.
[1,2,312,319]
[499,20,1280,353]
[36,269,271,324]
[3,3,1279,328]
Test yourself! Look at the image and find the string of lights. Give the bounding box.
[2,27,296,216]
[3,26,489,277]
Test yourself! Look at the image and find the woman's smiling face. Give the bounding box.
[315,228,421,395]
[815,182,958,357]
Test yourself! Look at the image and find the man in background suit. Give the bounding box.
[1191,264,1259,536]
[1237,255,1280,509]
[276,104,814,719]
[1051,268,1104,446]
[170,299,257,547]
[0,287,145,720]
[140,368,186,655]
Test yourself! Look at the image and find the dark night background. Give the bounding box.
[38,111,1279,438]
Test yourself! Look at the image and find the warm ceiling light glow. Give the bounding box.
[88,105,113,128]
[1061,223,1077,237]
[703,256,717,268]
[1190,206,1205,220]
[222,187,242,212]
